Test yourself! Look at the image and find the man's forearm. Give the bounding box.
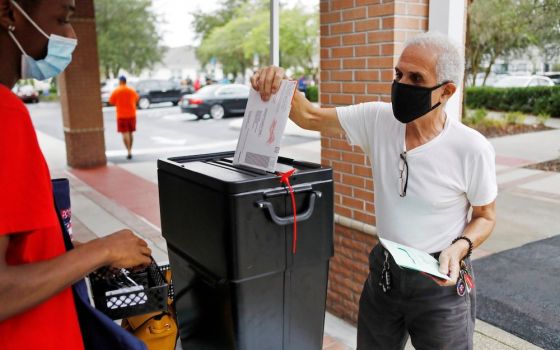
[289,91,316,130]
[453,203,496,257]
[0,240,109,321]
[461,214,495,251]
[438,202,496,283]
[289,91,341,133]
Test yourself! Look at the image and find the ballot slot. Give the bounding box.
[206,159,269,176]
[205,156,312,177]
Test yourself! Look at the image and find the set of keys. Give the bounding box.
[379,250,392,293]
[456,260,474,296]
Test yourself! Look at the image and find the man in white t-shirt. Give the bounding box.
[251,32,497,350]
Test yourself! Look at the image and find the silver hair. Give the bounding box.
[403,32,465,84]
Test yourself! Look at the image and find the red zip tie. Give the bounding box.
[277,169,297,254]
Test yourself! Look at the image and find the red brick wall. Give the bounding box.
[327,224,378,324]
[319,0,429,324]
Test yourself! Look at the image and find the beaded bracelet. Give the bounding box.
[452,236,473,260]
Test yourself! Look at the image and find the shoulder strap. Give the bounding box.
[51,178,74,251]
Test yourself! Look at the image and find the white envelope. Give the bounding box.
[233,80,297,172]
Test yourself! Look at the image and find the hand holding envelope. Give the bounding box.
[233,80,297,172]
[379,238,452,281]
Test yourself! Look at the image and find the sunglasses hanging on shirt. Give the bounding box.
[399,151,408,197]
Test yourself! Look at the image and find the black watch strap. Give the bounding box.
[452,236,473,260]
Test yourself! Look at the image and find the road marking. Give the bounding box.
[150,136,187,145]
[162,114,197,121]
[105,139,238,157]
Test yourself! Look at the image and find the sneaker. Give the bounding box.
[127,154,132,160]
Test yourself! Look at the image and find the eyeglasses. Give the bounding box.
[399,151,408,197]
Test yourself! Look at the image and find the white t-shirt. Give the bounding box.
[337,102,497,253]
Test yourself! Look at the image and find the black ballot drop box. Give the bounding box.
[157,152,334,350]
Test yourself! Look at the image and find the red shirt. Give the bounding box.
[0,85,84,350]
[109,84,139,119]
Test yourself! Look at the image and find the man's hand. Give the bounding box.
[250,66,343,134]
[429,202,495,287]
[250,66,286,101]
[85,229,152,269]
[429,239,470,287]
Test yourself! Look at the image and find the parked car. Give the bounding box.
[13,84,39,103]
[180,84,250,119]
[543,72,560,86]
[468,72,505,87]
[133,79,193,109]
[492,75,555,88]
[100,79,120,106]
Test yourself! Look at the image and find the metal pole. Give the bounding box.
[270,0,280,66]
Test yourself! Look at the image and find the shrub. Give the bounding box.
[463,108,488,126]
[537,112,551,125]
[465,86,560,117]
[306,85,318,102]
[504,111,526,125]
[479,117,505,128]
[467,108,488,125]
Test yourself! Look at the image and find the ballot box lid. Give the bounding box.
[157,152,332,194]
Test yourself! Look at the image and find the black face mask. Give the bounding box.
[391,80,448,124]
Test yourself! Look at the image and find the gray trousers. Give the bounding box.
[357,244,476,350]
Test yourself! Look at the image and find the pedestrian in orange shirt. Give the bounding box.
[109,76,139,159]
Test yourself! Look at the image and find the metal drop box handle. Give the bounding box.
[256,191,322,226]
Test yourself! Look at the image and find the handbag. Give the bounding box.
[121,269,179,350]
[52,178,147,350]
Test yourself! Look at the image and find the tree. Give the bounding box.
[467,0,532,86]
[95,0,165,79]
[197,15,258,75]
[467,0,560,86]
[191,0,249,41]
[280,7,319,75]
[195,0,319,76]
[524,0,560,71]
[242,5,319,74]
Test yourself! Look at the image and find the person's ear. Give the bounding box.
[440,82,457,103]
[0,0,16,32]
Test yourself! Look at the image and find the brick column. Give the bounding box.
[319,0,429,324]
[58,0,106,168]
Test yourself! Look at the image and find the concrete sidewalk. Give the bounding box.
[36,121,557,349]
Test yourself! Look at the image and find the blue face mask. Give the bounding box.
[8,0,78,81]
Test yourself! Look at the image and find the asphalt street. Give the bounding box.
[28,101,318,164]
[473,234,560,350]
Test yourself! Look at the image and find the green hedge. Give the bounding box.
[306,85,318,102]
[465,86,560,117]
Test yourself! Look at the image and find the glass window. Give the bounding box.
[528,78,539,87]
[232,85,250,95]
[196,84,221,96]
[217,86,235,96]
[160,81,175,90]
[495,76,530,88]
[143,81,159,91]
